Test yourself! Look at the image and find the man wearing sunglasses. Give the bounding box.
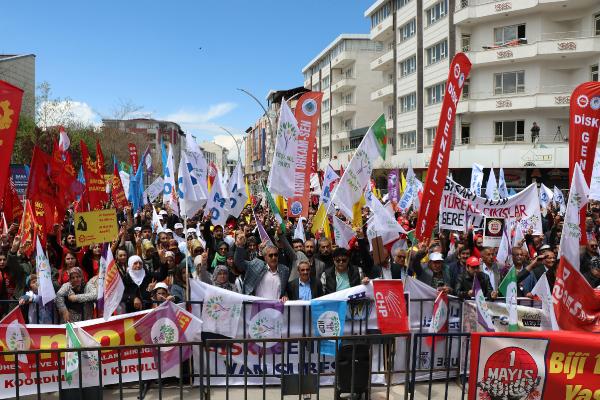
[322,248,368,294]
[234,233,290,301]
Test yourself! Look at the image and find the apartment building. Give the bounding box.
[199,141,230,176]
[302,34,386,169]
[365,0,600,189]
[0,54,36,118]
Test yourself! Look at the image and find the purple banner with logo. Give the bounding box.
[247,301,284,355]
[387,169,400,203]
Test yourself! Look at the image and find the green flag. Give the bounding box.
[64,323,81,385]
[364,114,388,160]
[263,182,286,233]
[498,266,518,332]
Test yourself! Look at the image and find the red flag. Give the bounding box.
[372,280,409,333]
[288,92,323,219]
[50,141,82,220]
[80,141,108,210]
[16,200,37,258]
[128,143,139,173]
[0,306,33,379]
[208,162,217,188]
[425,291,449,347]
[0,80,24,198]
[1,178,23,224]
[96,140,106,174]
[111,163,128,209]
[26,147,56,242]
[416,53,471,241]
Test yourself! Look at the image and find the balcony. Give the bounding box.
[371,82,394,102]
[370,49,394,71]
[466,35,600,67]
[331,51,354,69]
[331,130,351,141]
[370,16,394,42]
[331,103,357,118]
[330,77,356,93]
[457,85,574,114]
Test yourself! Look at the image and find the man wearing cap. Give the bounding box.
[411,242,453,294]
[454,256,496,299]
[186,228,198,240]
[584,256,600,288]
[174,223,185,239]
[322,247,369,294]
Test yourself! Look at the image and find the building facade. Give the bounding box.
[199,141,230,176]
[359,0,600,189]
[0,54,36,119]
[302,34,386,169]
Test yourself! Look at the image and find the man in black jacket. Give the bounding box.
[518,249,557,288]
[323,248,368,294]
[286,261,324,300]
[454,256,496,300]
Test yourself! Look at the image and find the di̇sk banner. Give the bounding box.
[438,177,542,234]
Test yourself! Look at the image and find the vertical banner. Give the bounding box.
[128,143,139,174]
[568,82,600,183]
[80,141,108,210]
[416,53,472,241]
[0,80,24,196]
[288,91,322,218]
[372,280,409,334]
[387,169,400,204]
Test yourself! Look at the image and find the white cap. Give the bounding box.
[429,252,444,262]
[186,228,197,234]
[134,227,142,232]
[158,215,164,220]
[164,228,173,234]
[532,230,544,236]
[174,223,184,229]
[153,282,169,292]
[159,210,167,215]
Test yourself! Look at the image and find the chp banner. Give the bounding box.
[372,280,409,334]
[0,81,24,197]
[468,331,600,400]
[438,177,543,234]
[128,143,139,174]
[288,91,322,218]
[74,209,119,247]
[416,53,472,241]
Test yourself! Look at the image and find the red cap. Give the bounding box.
[466,256,480,267]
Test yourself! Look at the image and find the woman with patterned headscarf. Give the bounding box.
[210,265,238,293]
[55,267,97,323]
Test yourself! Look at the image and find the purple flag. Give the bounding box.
[247,301,284,355]
[254,211,274,246]
[387,169,400,203]
[132,301,203,373]
[473,275,496,332]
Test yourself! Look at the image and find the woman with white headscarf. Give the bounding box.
[122,255,153,312]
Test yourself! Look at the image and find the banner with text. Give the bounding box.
[74,209,119,247]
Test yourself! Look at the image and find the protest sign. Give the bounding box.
[483,217,505,247]
[74,209,119,246]
[143,177,164,203]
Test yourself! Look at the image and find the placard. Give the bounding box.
[483,217,505,247]
[74,209,119,246]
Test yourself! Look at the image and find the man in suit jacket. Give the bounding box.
[480,247,503,292]
[286,261,324,300]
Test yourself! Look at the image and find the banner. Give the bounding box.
[320,165,339,214]
[111,163,128,209]
[568,82,600,183]
[311,300,346,356]
[288,91,322,218]
[439,177,542,234]
[80,141,108,210]
[0,81,24,196]
[26,146,56,242]
[128,143,139,174]
[470,163,484,197]
[268,99,299,199]
[372,280,408,334]
[247,301,284,355]
[416,53,471,241]
[143,177,164,203]
[1,178,23,224]
[468,331,600,400]
[74,209,119,247]
[482,217,505,247]
[387,169,400,204]
[9,164,29,199]
[589,148,600,200]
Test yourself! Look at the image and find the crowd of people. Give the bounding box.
[1,195,599,325]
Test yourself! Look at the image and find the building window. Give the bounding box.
[461,34,471,52]
[322,146,330,158]
[344,67,354,78]
[343,118,353,131]
[344,92,354,105]
[426,81,446,105]
[399,131,416,149]
[313,83,321,92]
[322,99,330,111]
[400,55,417,77]
[426,0,448,26]
[425,127,437,146]
[426,40,448,65]
[592,65,599,82]
[399,19,416,42]
[494,71,525,95]
[349,136,363,149]
[400,92,417,113]
[322,122,330,134]
[387,104,395,120]
[494,120,525,142]
[462,78,470,99]
[370,2,391,28]
[494,24,526,46]
[322,76,330,89]
[595,13,600,36]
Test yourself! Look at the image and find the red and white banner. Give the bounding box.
[80,141,108,210]
[288,92,322,218]
[468,331,600,400]
[416,53,471,241]
[569,82,600,183]
[372,280,409,334]
[0,80,24,197]
[128,142,139,173]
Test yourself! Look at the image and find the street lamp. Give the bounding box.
[219,126,244,164]
[236,87,276,156]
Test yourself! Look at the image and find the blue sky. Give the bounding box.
[2,1,372,154]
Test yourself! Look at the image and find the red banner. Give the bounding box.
[468,330,600,400]
[111,163,128,209]
[16,200,37,258]
[80,140,108,210]
[568,82,600,183]
[26,147,56,242]
[1,178,22,224]
[208,162,217,188]
[0,81,23,198]
[96,140,106,174]
[416,53,471,241]
[372,280,409,334]
[288,91,322,218]
[128,142,138,173]
[552,258,600,332]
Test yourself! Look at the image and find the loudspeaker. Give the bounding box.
[335,343,371,399]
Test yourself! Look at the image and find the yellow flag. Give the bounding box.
[401,172,407,194]
[275,195,287,215]
[351,195,366,228]
[244,177,252,207]
[311,203,331,240]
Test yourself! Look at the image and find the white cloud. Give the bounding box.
[209,134,246,162]
[164,102,237,136]
[37,100,101,128]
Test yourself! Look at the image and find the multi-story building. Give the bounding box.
[363,0,600,189]
[0,54,36,119]
[302,34,386,169]
[199,141,230,176]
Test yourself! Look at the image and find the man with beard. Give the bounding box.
[446,246,470,289]
[280,237,326,283]
[322,248,369,294]
[580,238,598,275]
[454,256,496,299]
[508,247,536,297]
[584,257,600,288]
[316,238,333,268]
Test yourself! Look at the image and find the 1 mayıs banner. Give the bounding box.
[438,177,543,234]
[416,52,471,241]
[468,331,600,400]
[287,91,322,219]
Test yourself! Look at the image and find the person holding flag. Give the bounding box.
[454,256,495,300]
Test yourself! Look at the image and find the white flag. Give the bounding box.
[497,168,508,199]
[531,272,559,330]
[495,221,512,267]
[332,215,355,250]
[152,205,164,233]
[162,144,179,215]
[35,237,56,305]
[485,168,499,201]
[366,192,406,247]
[590,149,600,201]
[205,172,229,226]
[293,217,306,242]
[267,99,299,198]
[178,151,202,217]
[320,165,339,214]
[226,162,248,218]
[185,135,209,202]
[99,246,124,320]
[470,163,484,196]
[119,171,130,200]
[558,163,589,269]
[398,165,418,211]
[538,183,553,210]
[58,127,70,152]
[310,173,321,195]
